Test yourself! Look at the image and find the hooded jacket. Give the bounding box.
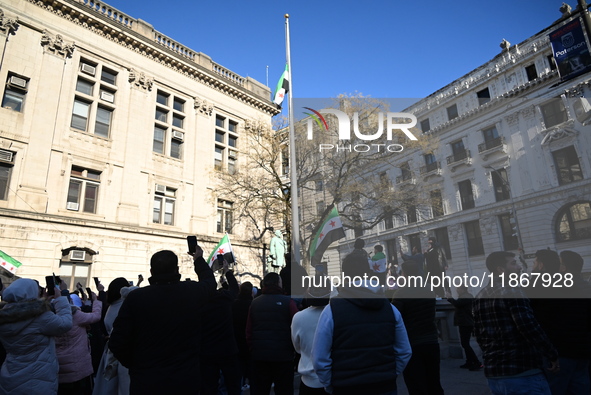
[0,279,72,394]
[55,299,102,383]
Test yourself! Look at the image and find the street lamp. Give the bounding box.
[485,165,527,269]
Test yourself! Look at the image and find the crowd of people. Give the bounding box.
[0,239,589,395]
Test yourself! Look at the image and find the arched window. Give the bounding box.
[556,201,591,242]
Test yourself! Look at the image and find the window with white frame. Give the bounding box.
[153,185,176,225]
[70,59,117,138]
[67,166,101,213]
[214,115,239,174]
[540,97,568,129]
[153,90,185,159]
[2,73,29,112]
[0,149,15,200]
[217,199,233,234]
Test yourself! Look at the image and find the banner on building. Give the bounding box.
[549,17,591,81]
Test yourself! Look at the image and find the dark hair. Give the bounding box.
[428,237,437,243]
[485,251,515,273]
[560,250,584,274]
[401,261,422,277]
[107,277,130,305]
[263,272,281,288]
[374,244,383,252]
[354,238,365,249]
[239,281,253,298]
[150,250,179,275]
[535,249,560,274]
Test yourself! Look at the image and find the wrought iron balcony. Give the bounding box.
[420,161,441,174]
[478,136,504,153]
[446,149,471,165]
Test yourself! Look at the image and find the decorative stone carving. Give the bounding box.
[448,224,462,242]
[541,126,578,145]
[0,8,18,35]
[40,30,75,59]
[480,216,496,235]
[128,69,153,91]
[194,96,213,116]
[521,105,536,119]
[505,112,520,126]
[500,39,511,51]
[560,3,572,18]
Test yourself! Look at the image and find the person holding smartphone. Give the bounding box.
[0,278,73,394]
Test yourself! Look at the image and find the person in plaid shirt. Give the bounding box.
[473,251,560,395]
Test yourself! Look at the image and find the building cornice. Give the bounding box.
[24,0,280,116]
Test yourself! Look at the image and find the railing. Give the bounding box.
[420,161,440,174]
[446,149,471,165]
[75,0,134,28]
[212,64,245,86]
[478,136,504,153]
[154,32,196,61]
[396,172,414,184]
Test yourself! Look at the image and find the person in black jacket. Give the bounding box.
[200,259,241,395]
[109,246,216,395]
[424,237,448,297]
[246,272,298,395]
[446,285,482,370]
[232,281,254,391]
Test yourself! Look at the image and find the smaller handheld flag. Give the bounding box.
[207,234,235,271]
[309,204,346,266]
[273,64,290,106]
[0,250,23,274]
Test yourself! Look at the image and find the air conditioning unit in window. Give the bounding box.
[8,76,26,89]
[69,250,86,261]
[81,63,96,76]
[66,202,79,211]
[100,91,115,103]
[172,131,184,141]
[228,150,237,159]
[155,184,166,194]
[0,149,13,163]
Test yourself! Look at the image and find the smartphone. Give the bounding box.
[187,236,198,253]
[86,287,92,298]
[45,275,55,296]
[93,277,99,287]
[129,281,134,286]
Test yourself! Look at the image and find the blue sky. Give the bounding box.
[105,0,566,101]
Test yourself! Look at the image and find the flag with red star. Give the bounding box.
[207,234,235,271]
[273,64,289,106]
[0,250,22,274]
[309,204,346,266]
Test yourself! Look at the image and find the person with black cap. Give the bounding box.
[108,246,216,395]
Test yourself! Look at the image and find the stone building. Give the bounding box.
[312,8,591,285]
[0,0,278,287]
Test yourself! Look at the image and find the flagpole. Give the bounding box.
[285,14,301,265]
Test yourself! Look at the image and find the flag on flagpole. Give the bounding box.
[207,234,235,271]
[0,250,22,274]
[273,64,290,106]
[309,204,346,266]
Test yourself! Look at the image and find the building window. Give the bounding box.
[448,139,469,164]
[384,211,394,229]
[60,256,93,288]
[397,162,412,183]
[556,201,591,242]
[215,115,239,174]
[464,220,484,256]
[385,239,398,266]
[499,213,519,250]
[540,97,568,129]
[153,185,176,225]
[458,180,475,210]
[2,74,29,112]
[552,146,583,185]
[433,227,452,259]
[479,126,502,152]
[420,118,430,133]
[446,104,458,121]
[430,189,444,217]
[353,214,363,238]
[547,55,557,71]
[0,149,15,200]
[315,180,324,191]
[491,168,510,202]
[281,146,289,176]
[525,64,538,81]
[154,89,185,159]
[316,201,326,216]
[71,60,117,137]
[217,199,233,233]
[476,87,491,106]
[67,166,100,213]
[406,205,417,224]
[423,153,438,173]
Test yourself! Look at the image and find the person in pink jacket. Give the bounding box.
[55,290,102,394]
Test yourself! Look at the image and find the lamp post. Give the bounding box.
[485,165,527,268]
